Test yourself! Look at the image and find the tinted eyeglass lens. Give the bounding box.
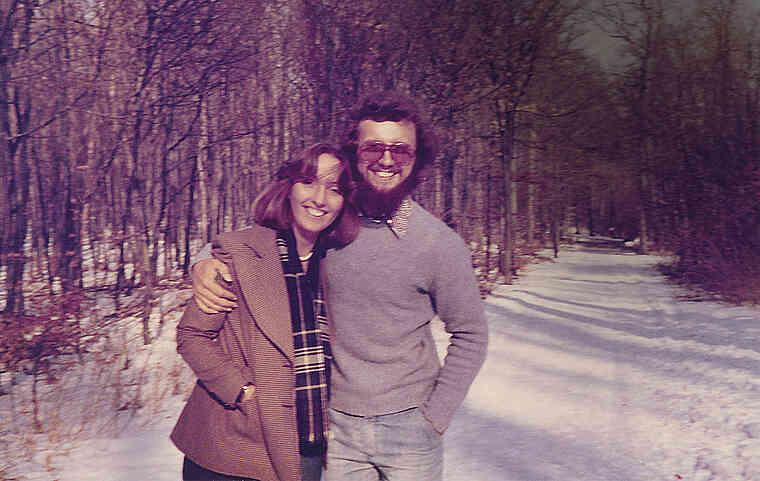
[358,144,414,165]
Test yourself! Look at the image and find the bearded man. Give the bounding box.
[191,91,488,481]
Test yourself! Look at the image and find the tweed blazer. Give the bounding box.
[171,225,307,481]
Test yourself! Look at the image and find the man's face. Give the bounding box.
[356,119,417,193]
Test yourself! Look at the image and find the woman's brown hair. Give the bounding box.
[253,143,359,247]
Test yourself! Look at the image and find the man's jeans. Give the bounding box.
[325,407,443,481]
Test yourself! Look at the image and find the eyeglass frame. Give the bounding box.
[356,142,416,166]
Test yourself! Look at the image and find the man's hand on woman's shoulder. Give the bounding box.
[192,258,237,314]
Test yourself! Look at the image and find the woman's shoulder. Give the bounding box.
[214,224,277,255]
[216,224,272,242]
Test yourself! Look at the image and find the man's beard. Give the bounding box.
[352,171,417,219]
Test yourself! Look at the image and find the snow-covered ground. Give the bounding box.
[4,241,759,481]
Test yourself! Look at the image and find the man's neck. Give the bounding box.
[359,198,412,238]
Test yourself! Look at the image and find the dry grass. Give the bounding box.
[659,257,760,306]
[0,286,195,480]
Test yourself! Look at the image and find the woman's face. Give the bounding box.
[289,153,345,241]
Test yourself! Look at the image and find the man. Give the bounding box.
[192,91,488,481]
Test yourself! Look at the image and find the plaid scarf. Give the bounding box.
[276,229,331,455]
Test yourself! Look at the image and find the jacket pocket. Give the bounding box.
[229,395,264,442]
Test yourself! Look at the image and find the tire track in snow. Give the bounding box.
[439,244,760,481]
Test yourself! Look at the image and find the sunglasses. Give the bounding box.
[357,142,416,166]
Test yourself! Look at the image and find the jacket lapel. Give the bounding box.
[231,227,294,363]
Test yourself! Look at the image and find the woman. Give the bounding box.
[171,143,359,481]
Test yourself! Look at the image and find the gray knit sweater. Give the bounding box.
[324,201,488,433]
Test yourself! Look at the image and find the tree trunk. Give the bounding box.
[197,96,211,244]
[527,129,537,245]
[499,103,514,284]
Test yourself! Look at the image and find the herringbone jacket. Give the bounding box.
[171,225,310,481]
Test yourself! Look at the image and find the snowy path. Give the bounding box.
[440,244,760,481]
[21,243,760,480]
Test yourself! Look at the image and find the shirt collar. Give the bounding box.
[361,197,412,238]
[390,197,412,238]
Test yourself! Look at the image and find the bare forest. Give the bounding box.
[0,0,759,462]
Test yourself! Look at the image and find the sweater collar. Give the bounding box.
[361,197,412,238]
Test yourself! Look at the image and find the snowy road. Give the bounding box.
[440,244,760,481]
[21,242,760,480]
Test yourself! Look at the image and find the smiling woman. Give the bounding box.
[289,154,346,263]
[253,143,359,251]
[170,143,358,481]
